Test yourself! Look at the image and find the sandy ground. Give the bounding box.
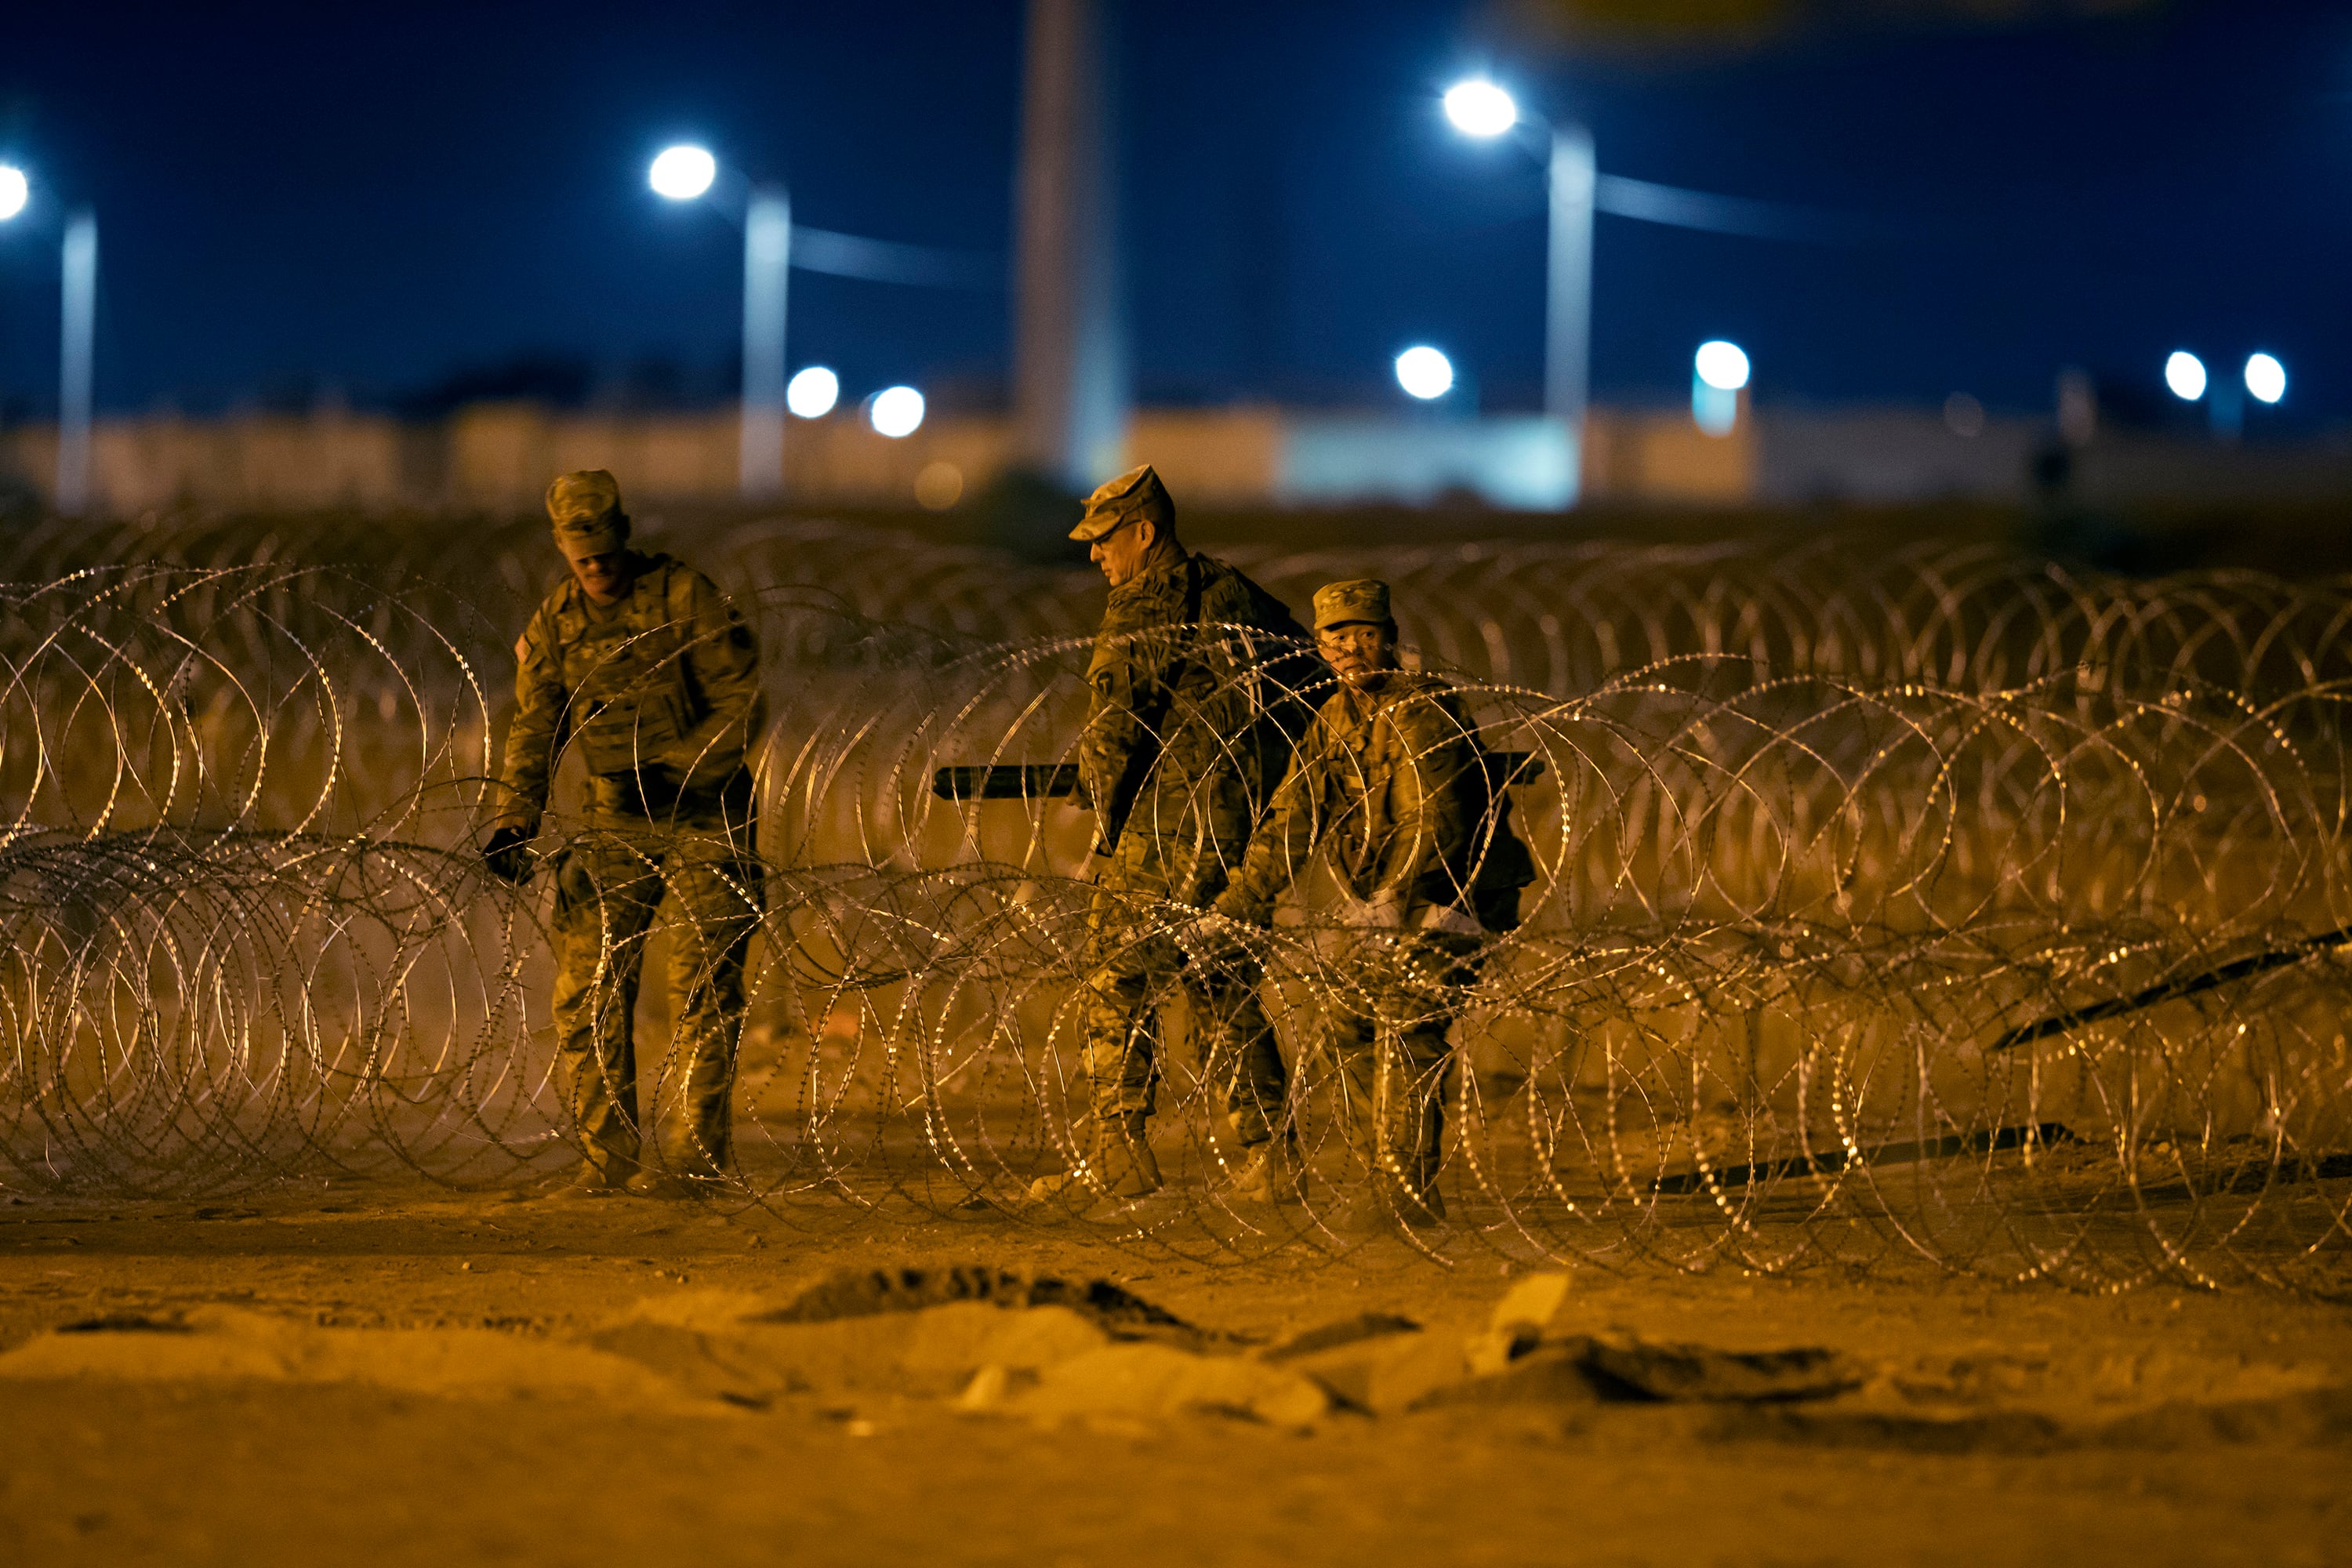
[1,1181,2347,1567]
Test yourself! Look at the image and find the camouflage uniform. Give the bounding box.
[495,479,766,1182]
[1215,582,1531,1215]
[1067,468,1314,1166]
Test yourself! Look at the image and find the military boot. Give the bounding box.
[541,1158,632,1199]
[1226,1133,1306,1205]
[1381,1087,1448,1227]
[1026,1112,1163,1207]
[625,1169,726,1201]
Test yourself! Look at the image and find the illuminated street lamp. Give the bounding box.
[869,384,925,438]
[786,365,840,419]
[1441,76,1594,503]
[1692,339,1748,436]
[2245,353,2286,406]
[650,143,791,499]
[0,162,97,514]
[2164,350,2207,402]
[1395,345,1455,401]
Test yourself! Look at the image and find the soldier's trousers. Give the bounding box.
[1321,930,1482,1200]
[550,808,763,1176]
[1083,833,1288,1147]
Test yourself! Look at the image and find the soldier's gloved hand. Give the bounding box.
[482,825,535,885]
[1080,845,1116,886]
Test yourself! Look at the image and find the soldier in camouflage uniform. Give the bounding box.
[1209,579,1533,1229]
[481,470,767,1200]
[1027,464,1318,1207]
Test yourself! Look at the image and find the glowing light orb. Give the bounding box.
[1694,340,1751,392]
[1395,345,1455,401]
[869,385,925,437]
[786,366,840,419]
[0,166,25,221]
[649,145,717,201]
[2165,350,2207,401]
[2244,353,2285,406]
[1443,81,1519,139]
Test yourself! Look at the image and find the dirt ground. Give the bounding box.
[0,1181,2346,1568]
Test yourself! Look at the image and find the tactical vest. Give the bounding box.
[554,557,699,778]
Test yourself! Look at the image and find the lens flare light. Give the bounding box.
[786,366,840,419]
[0,166,26,221]
[869,385,925,438]
[2165,351,2208,401]
[649,145,718,201]
[1395,346,1455,401]
[1443,81,1519,139]
[2245,353,2285,406]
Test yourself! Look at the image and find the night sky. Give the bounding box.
[2,1,2348,427]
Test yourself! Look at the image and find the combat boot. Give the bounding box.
[541,1158,632,1198]
[626,1168,727,1201]
[1226,1134,1306,1205]
[1026,1113,1163,1207]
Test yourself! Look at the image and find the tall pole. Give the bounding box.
[739,187,790,499]
[57,209,97,516]
[1012,0,1127,492]
[1544,127,1594,506]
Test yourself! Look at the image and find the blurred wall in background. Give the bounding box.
[1,401,2344,517]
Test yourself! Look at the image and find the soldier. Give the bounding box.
[1027,463,1317,1207]
[1205,579,1533,1229]
[481,470,767,1200]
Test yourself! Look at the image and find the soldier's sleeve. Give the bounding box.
[1073,593,1174,838]
[670,570,766,789]
[1214,717,1329,924]
[1374,689,1481,910]
[494,602,567,833]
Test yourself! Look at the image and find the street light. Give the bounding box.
[1442,81,1519,140]
[1441,76,1594,505]
[1693,340,1748,437]
[2164,351,2207,401]
[1395,345,1455,401]
[2245,353,2286,405]
[648,145,717,201]
[869,385,925,438]
[0,165,26,221]
[650,143,790,499]
[786,365,840,419]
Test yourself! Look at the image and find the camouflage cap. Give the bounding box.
[1312,578,1392,631]
[1069,463,1175,543]
[546,469,628,553]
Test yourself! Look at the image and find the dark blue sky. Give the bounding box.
[2,1,2348,424]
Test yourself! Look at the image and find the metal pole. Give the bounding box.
[1012,0,1127,492]
[1544,127,1595,507]
[57,209,96,516]
[739,186,790,500]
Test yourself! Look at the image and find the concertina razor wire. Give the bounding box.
[2,519,2350,1291]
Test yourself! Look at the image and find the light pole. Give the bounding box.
[58,210,96,515]
[1442,79,1593,505]
[650,144,791,500]
[0,163,98,516]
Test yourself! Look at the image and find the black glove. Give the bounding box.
[482,825,535,885]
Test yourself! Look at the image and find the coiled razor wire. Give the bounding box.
[2,528,2350,1294]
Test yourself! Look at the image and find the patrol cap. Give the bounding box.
[1312,578,1392,631]
[1069,463,1175,543]
[546,469,629,554]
